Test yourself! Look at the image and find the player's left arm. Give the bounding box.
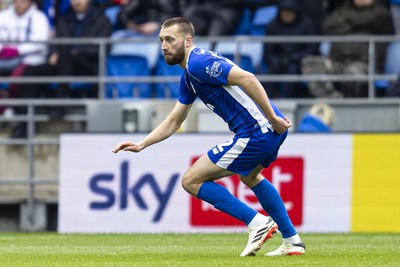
[112,101,192,153]
[227,65,292,134]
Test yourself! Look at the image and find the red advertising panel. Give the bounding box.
[190,157,304,226]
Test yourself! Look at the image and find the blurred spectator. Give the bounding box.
[297,103,335,132]
[10,0,112,138]
[113,0,179,37]
[182,0,243,36]
[299,0,328,35]
[390,0,400,34]
[323,0,392,13]
[263,0,316,98]
[243,0,277,10]
[0,0,50,82]
[325,0,346,13]
[386,75,400,96]
[301,0,394,98]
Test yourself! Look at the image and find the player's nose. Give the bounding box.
[161,41,168,51]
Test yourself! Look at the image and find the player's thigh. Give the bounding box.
[238,164,265,189]
[182,153,234,188]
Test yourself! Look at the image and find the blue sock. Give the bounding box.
[197,181,257,225]
[251,179,297,238]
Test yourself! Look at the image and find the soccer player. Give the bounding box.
[112,17,305,256]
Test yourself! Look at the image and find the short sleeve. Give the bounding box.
[178,72,197,105]
[188,52,234,86]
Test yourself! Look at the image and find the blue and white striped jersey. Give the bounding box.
[178,47,284,136]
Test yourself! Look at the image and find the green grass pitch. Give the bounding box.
[0,233,399,266]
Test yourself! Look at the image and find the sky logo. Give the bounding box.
[88,161,179,222]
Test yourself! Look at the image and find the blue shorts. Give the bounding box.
[207,130,288,176]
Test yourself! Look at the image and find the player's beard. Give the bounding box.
[164,42,185,65]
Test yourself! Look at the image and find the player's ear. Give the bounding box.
[185,36,193,47]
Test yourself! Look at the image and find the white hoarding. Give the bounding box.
[59,134,352,233]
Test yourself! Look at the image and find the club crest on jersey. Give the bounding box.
[206,61,222,77]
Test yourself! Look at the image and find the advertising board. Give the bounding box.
[59,134,352,233]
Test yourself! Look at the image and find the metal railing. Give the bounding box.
[1,35,400,99]
[0,99,91,227]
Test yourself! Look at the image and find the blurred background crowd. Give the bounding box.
[0,0,399,137]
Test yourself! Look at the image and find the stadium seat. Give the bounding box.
[240,42,264,70]
[214,41,258,73]
[0,82,9,90]
[110,40,160,70]
[106,55,152,98]
[234,8,253,35]
[49,82,94,98]
[250,5,278,36]
[195,40,213,51]
[384,41,400,75]
[375,41,400,89]
[319,41,331,56]
[42,0,71,27]
[154,55,184,98]
[104,6,120,29]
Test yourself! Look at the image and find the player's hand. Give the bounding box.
[271,116,292,134]
[112,141,144,153]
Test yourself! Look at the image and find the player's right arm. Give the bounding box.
[112,101,192,153]
[227,65,292,134]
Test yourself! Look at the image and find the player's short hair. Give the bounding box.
[162,17,195,37]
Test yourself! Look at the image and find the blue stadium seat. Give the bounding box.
[110,40,160,70]
[234,8,253,35]
[384,41,400,75]
[106,55,152,98]
[214,41,257,73]
[154,55,184,98]
[250,5,278,35]
[240,42,264,71]
[105,6,121,29]
[69,83,92,89]
[0,82,9,90]
[49,82,93,96]
[376,41,400,89]
[42,0,70,27]
[319,41,331,56]
[195,40,213,51]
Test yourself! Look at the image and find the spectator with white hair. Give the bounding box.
[0,0,49,73]
[297,103,335,132]
[0,0,50,86]
[10,0,112,138]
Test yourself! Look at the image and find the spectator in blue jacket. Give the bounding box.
[297,103,335,133]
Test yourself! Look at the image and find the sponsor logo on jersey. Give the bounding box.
[206,61,222,77]
[206,103,215,111]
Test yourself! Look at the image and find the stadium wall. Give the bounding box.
[58,133,400,233]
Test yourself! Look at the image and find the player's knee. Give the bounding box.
[181,173,191,192]
[181,173,196,196]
